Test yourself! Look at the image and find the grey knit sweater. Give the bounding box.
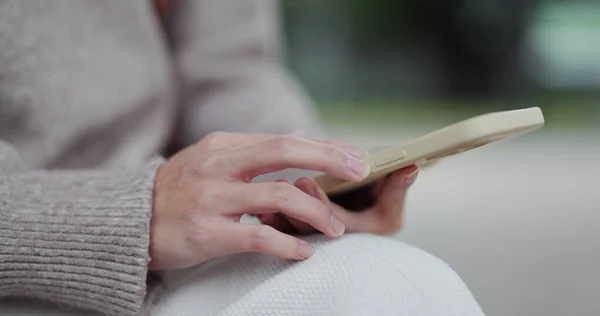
[0,1,322,315]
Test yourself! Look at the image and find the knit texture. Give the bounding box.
[0,0,485,310]
[1,235,486,316]
[0,145,164,315]
[0,1,325,314]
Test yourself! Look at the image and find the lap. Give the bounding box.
[1,234,484,316]
[153,234,484,316]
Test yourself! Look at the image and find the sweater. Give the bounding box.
[0,1,323,315]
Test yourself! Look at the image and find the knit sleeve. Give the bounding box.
[0,141,163,316]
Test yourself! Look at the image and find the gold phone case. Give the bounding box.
[314,107,545,195]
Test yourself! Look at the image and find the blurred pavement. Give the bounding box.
[329,125,600,316]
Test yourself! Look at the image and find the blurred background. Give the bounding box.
[280,1,600,315]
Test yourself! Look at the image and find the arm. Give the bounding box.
[164,1,418,237]
[0,141,162,316]
[167,0,326,149]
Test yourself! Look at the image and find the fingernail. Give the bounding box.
[296,177,316,196]
[347,156,370,179]
[299,240,313,259]
[344,145,369,159]
[405,169,419,185]
[306,186,318,199]
[330,215,346,237]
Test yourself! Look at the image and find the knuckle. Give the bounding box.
[251,226,276,252]
[202,132,230,150]
[187,219,223,258]
[311,203,332,227]
[194,154,222,174]
[267,135,296,156]
[188,217,216,244]
[194,183,224,209]
[324,145,347,169]
[318,202,332,218]
[325,144,339,159]
[268,182,294,209]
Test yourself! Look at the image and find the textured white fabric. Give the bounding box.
[154,234,484,316]
[0,2,484,315]
[2,234,484,316]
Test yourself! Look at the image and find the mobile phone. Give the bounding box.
[314,106,545,195]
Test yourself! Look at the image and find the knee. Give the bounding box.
[309,233,466,288]
[302,233,461,286]
[294,234,484,315]
[152,234,484,316]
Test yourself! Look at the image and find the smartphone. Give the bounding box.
[313,106,545,195]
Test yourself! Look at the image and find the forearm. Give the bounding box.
[0,142,162,316]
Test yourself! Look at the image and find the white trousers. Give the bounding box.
[2,234,484,316]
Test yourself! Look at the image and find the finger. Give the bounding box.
[289,130,305,137]
[256,179,304,233]
[218,135,370,182]
[372,177,388,196]
[311,138,369,159]
[226,182,345,238]
[204,132,367,159]
[275,178,321,235]
[256,213,296,233]
[294,177,364,232]
[288,179,325,234]
[377,165,418,219]
[343,165,418,234]
[295,176,410,235]
[220,222,313,260]
[202,132,279,151]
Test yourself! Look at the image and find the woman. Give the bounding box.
[0,1,484,315]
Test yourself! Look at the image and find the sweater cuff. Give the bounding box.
[0,158,164,316]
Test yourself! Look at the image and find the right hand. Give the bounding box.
[149,132,370,270]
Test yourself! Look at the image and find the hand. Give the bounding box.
[149,132,370,270]
[257,166,419,236]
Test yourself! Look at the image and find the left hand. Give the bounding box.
[257,165,419,236]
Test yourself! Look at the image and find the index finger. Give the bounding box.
[204,132,367,158]
[217,135,371,182]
